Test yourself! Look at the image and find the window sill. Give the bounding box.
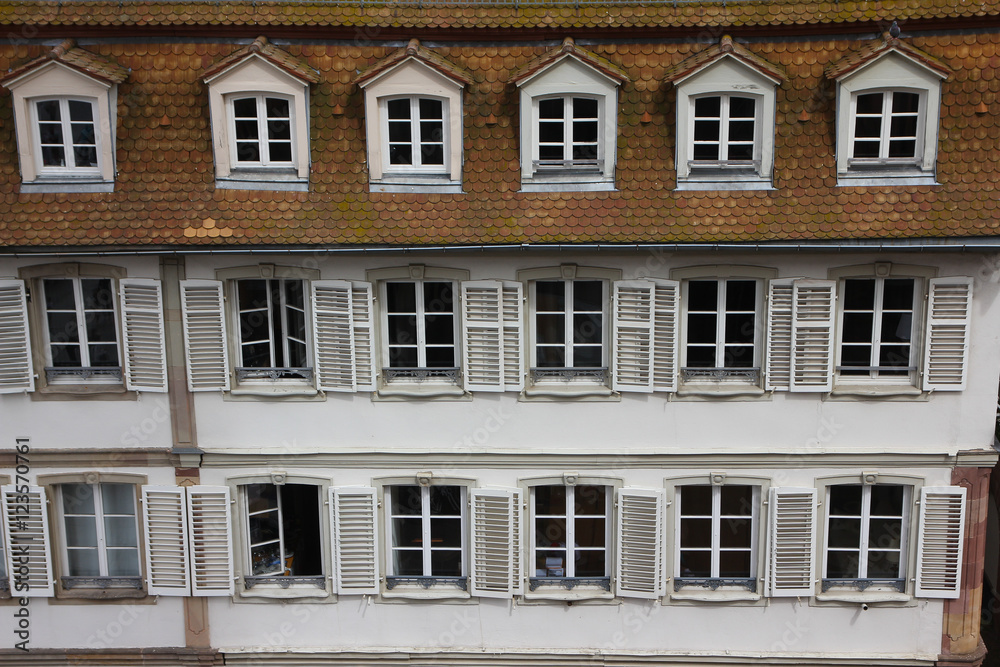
[55,588,148,601]
[837,173,938,187]
[520,175,615,193]
[670,589,761,603]
[226,385,324,401]
[828,385,926,400]
[238,585,331,601]
[381,586,471,601]
[20,179,114,194]
[815,591,911,604]
[522,383,616,400]
[217,169,308,192]
[370,176,462,194]
[374,384,469,401]
[32,384,136,401]
[523,586,615,602]
[675,174,774,192]
[675,383,766,399]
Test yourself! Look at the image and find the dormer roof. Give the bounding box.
[825,35,952,81]
[354,38,472,88]
[510,37,628,87]
[0,39,128,88]
[663,35,785,86]
[202,36,320,84]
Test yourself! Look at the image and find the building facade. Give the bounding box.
[0,2,999,666]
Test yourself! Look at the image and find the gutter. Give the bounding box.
[5,237,1000,257]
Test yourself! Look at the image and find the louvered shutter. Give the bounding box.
[141,486,190,596]
[923,277,973,392]
[462,281,504,392]
[915,486,966,599]
[0,280,33,393]
[501,282,524,391]
[790,280,836,392]
[612,281,654,393]
[179,280,230,391]
[332,487,379,595]
[119,278,168,392]
[470,488,522,597]
[186,486,233,596]
[615,488,664,599]
[765,279,796,391]
[651,279,679,393]
[1,485,53,597]
[767,487,816,597]
[351,282,376,392]
[312,280,356,392]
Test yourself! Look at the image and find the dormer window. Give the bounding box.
[357,39,469,193]
[0,40,125,193]
[202,36,318,192]
[512,38,627,192]
[826,36,950,186]
[666,36,783,191]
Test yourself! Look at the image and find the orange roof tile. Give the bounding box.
[1,39,128,87]
[826,34,953,80]
[510,37,629,86]
[354,38,473,87]
[663,35,786,85]
[202,35,320,84]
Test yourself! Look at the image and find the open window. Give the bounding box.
[0,40,125,193]
[666,36,783,191]
[203,36,318,191]
[512,38,627,192]
[827,36,951,186]
[356,39,469,193]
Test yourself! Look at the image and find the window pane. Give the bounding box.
[826,551,860,579]
[829,485,863,515]
[50,343,82,367]
[572,142,598,162]
[720,486,753,515]
[64,517,98,548]
[424,315,455,346]
[393,550,423,576]
[62,483,95,515]
[573,120,598,143]
[688,281,717,311]
[101,484,134,514]
[534,486,565,516]
[423,282,454,313]
[425,347,456,368]
[842,312,874,344]
[387,315,417,345]
[431,486,463,516]
[47,313,80,345]
[882,279,914,310]
[36,100,61,122]
[235,120,259,141]
[265,97,289,119]
[387,98,410,120]
[430,518,462,548]
[422,145,444,166]
[39,123,64,145]
[573,314,602,345]
[888,140,916,158]
[573,345,603,367]
[881,312,912,344]
[889,115,918,139]
[41,146,66,167]
[730,97,756,118]
[575,518,605,548]
[870,485,904,515]
[573,98,598,119]
[388,121,411,143]
[867,550,901,578]
[536,517,567,547]
[71,122,95,146]
[246,483,278,513]
[386,283,417,313]
[719,551,752,578]
[233,97,257,118]
[573,281,603,312]
[693,144,719,161]
[728,120,755,143]
[575,486,606,515]
[727,143,754,161]
[430,550,462,577]
[694,120,721,142]
[843,279,875,310]
[679,551,711,578]
[104,517,138,547]
[248,514,279,545]
[725,313,755,345]
[687,313,717,345]
[268,142,292,162]
[575,550,606,577]
[536,347,565,367]
[106,548,140,577]
[680,518,712,548]
[67,549,101,577]
[680,486,712,514]
[45,279,76,311]
[856,92,883,114]
[535,281,565,311]
[389,348,418,368]
[536,549,567,577]
[892,92,920,113]
[535,313,564,345]
[854,116,882,139]
[391,486,422,515]
[235,142,260,163]
[694,96,721,118]
[869,518,903,550]
[725,345,754,368]
[420,120,443,144]
[251,542,282,575]
[539,98,563,119]
[879,345,910,370]
[68,100,94,121]
[419,98,443,119]
[828,517,861,549]
[86,312,117,344]
[392,517,422,549]
[73,147,98,167]
[720,518,752,548]
[686,346,715,368]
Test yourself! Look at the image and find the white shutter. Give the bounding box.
[0,280,33,393]
[462,281,504,392]
[186,486,233,596]
[312,280,356,392]
[179,280,230,392]
[767,487,816,597]
[765,278,796,391]
[141,486,190,596]
[915,486,966,599]
[612,280,654,393]
[351,282,376,392]
[1,485,53,597]
[790,280,836,392]
[923,277,973,392]
[651,279,679,393]
[615,488,664,599]
[501,281,524,391]
[119,278,168,392]
[470,487,522,597]
[332,487,379,595]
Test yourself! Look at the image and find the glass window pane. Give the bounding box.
[573,314,602,345]
[47,313,80,345]
[856,93,883,115]
[854,117,882,139]
[387,314,417,346]
[101,484,135,514]
[869,518,903,550]
[62,483,95,515]
[64,516,98,548]
[688,281,718,311]
[534,486,565,516]
[265,97,289,118]
[574,518,605,548]
[49,344,82,367]
[268,142,292,162]
[694,96,721,118]
[720,486,753,515]
[573,98,598,118]
[431,486,462,516]
[535,346,565,367]
[248,513,279,545]
[71,122,95,146]
[573,120,598,143]
[883,279,914,310]
[39,123,64,145]
[679,550,711,578]
[680,486,712,514]
[535,517,567,548]
[392,517,422,548]
[573,345,603,367]
[574,486,606,515]
[68,100,94,121]
[430,518,462,548]
[430,550,462,577]
[680,518,712,548]
[393,549,423,576]
[67,549,100,577]
[535,281,565,311]
[106,548,141,577]
[387,98,410,120]
[843,279,875,310]
[870,485,904,515]
[829,485,863,515]
[867,550,901,578]
[881,312,912,343]
[720,518,752,548]
[535,313,565,345]
[888,140,916,158]
[539,98,563,119]
[574,550,606,577]
[251,542,282,575]
[246,484,278,513]
[419,98,443,119]
[104,517,138,547]
[41,146,66,167]
[391,486,422,515]
[693,144,718,161]
[729,96,756,118]
[36,100,60,122]
[423,282,454,313]
[828,518,861,549]
[826,550,860,579]
[44,279,77,311]
[724,313,755,345]
[425,346,456,368]
[386,283,417,313]
[687,313,717,345]
[694,120,721,142]
[719,550,752,578]
[842,313,874,343]
[420,120,443,144]
[892,92,920,113]
[573,281,603,312]
[388,122,411,143]
[86,312,117,343]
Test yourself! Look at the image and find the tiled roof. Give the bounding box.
[663,35,785,84]
[0,29,999,248]
[355,38,472,87]
[0,39,128,87]
[826,34,952,80]
[202,35,320,84]
[510,37,629,86]
[0,1,998,33]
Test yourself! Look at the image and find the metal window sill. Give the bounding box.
[21,180,115,194]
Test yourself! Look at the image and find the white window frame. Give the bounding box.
[832,50,946,186]
[233,277,311,383]
[516,55,619,192]
[847,89,925,167]
[359,57,464,192]
[30,97,102,176]
[217,265,320,393]
[673,55,778,191]
[5,61,118,192]
[379,95,449,175]
[226,93,296,169]
[379,279,459,381]
[533,94,603,172]
[830,263,934,392]
[817,475,920,600]
[39,275,122,386]
[229,474,331,600]
[688,93,761,170]
[526,478,617,597]
[674,484,760,584]
[529,279,608,375]
[383,485,469,588]
[56,482,142,584]
[204,53,311,190]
